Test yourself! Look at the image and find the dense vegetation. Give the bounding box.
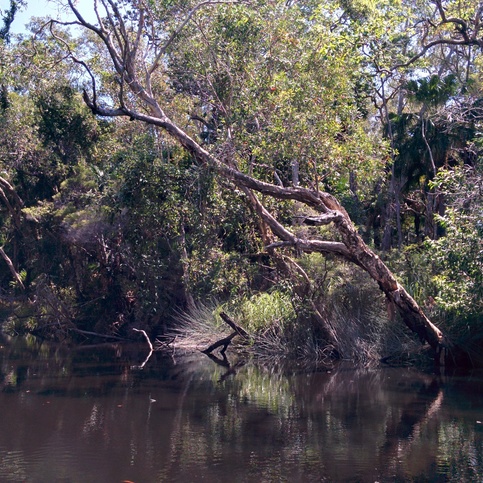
[1,0,483,365]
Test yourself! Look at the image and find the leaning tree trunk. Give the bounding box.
[218,166,446,355]
[58,0,449,363]
[90,103,447,359]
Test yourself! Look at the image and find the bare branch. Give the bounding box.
[392,0,483,70]
[133,327,154,351]
[132,328,154,369]
[393,37,480,70]
[66,0,104,37]
[266,239,352,258]
[105,0,130,53]
[65,0,125,75]
[202,312,249,356]
[131,7,145,69]
[434,0,469,40]
[48,22,99,106]
[93,0,107,33]
[296,213,345,225]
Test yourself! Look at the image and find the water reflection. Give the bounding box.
[1,334,483,482]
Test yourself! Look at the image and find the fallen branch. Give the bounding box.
[132,327,154,351]
[201,312,249,356]
[202,332,238,355]
[155,335,177,349]
[132,327,154,369]
[69,328,127,341]
[219,312,249,337]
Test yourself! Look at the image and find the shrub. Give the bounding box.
[237,291,296,333]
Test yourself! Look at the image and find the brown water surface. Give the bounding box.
[1,335,483,482]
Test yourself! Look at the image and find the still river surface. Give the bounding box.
[1,334,483,482]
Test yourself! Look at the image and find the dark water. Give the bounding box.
[1,335,483,482]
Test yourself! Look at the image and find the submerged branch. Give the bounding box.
[132,327,154,352]
[202,332,238,355]
[132,327,154,369]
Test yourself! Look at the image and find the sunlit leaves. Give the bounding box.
[163,0,390,201]
[426,166,483,318]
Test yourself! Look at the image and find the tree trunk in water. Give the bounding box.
[217,167,446,356]
[81,92,448,361]
[62,2,448,362]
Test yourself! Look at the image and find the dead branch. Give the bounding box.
[202,312,249,355]
[219,311,249,338]
[296,213,344,225]
[132,327,154,369]
[202,332,238,355]
[392,0,483,70]
[132,327,154,351]
[0,246,24,290]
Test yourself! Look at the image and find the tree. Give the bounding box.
[0,0,23,43]
[428,166,483,320]
[45,0,452,359]
[357,0,483,250]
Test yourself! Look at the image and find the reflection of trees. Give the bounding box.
[1,338,483,481]
[0,337,198,481]
[166,364,483,482]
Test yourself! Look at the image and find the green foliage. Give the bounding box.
[406,75,458,107]
[424,167,483,319]
[236,290,297,333]
[166,0,388,200]
[35,84,100,161]
[108,129,265,309]
[430,210,483,316]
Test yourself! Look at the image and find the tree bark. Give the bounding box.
[0,246,24,290]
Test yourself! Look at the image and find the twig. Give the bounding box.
[132,328,154,369]
[132,327,154,351]
[154,335,177,349]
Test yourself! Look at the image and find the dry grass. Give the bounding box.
[167,302,230,351]
[168,275,427,367]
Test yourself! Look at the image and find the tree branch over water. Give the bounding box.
[132,328,154,369]
[49,0,451,361]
